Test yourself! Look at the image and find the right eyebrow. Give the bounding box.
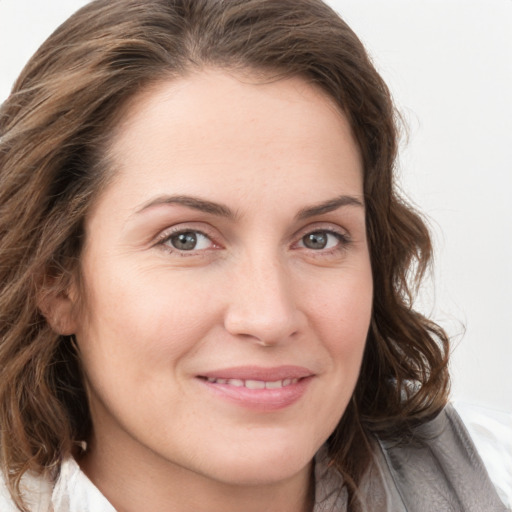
[135,194,237,219]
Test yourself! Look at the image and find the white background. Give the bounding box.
[0,0,510,412]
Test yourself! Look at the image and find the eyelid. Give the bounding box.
[292,222,350,241]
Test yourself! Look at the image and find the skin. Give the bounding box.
[53,69,373,512]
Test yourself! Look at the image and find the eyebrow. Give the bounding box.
[135,193,363,220]
[296,195,364,220]
[136,195,236,219]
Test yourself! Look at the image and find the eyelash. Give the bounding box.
[155,226,351,256]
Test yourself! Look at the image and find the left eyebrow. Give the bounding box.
[295,195,364,220]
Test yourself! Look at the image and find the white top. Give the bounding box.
[1,403,510,512]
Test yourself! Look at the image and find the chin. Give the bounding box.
[194,435,317,486]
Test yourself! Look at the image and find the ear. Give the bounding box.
[38,280,79,336]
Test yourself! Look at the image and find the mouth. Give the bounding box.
[199,376,301,389]
[196,366,314,411]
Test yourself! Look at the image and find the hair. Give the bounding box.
[0,0,450,510]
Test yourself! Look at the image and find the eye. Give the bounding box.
[163,230,213,251]
[298,230,347,250]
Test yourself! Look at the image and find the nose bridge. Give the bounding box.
[223,246,302,344]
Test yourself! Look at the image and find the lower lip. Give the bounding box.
[198,377,313,412]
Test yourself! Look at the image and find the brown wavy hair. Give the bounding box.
[0,0,449,510]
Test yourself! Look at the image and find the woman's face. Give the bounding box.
[70,70,372,490]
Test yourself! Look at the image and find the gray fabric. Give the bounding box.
[378,404,508,511]
[314,405,508,511]
[313,446,348,511]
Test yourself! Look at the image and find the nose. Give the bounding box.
[223,254,305,346]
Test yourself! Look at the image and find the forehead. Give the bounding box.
[98,69,363,217]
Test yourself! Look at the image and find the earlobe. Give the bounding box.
[38,284,79,336]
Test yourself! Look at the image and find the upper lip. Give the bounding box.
[198,365,314,382]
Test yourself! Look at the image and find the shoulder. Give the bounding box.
[0,467,53,512]
[453,401,512,509]
[377,403,511,511]
[0,473,18,512]
[0,457,116,512]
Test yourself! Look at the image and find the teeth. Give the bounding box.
[205,377,300,388]
[245,379,265,389]
[265,380,283,389]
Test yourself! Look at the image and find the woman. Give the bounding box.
[0,1,509,511]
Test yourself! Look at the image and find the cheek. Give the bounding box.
[73,267,219,432]
[306,268,372,373]
[75,261,219,377]
[309,264,372,328]
[295,269,372,445]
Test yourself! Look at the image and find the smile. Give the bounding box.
[197,366,314,411]
[204,377,300,389]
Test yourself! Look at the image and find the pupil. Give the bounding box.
[304,232,327,249]
[172,232,197,250]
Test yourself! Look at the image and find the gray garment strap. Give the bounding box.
[377,404,508,511]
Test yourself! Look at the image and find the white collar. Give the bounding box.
[51,457,116,512]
